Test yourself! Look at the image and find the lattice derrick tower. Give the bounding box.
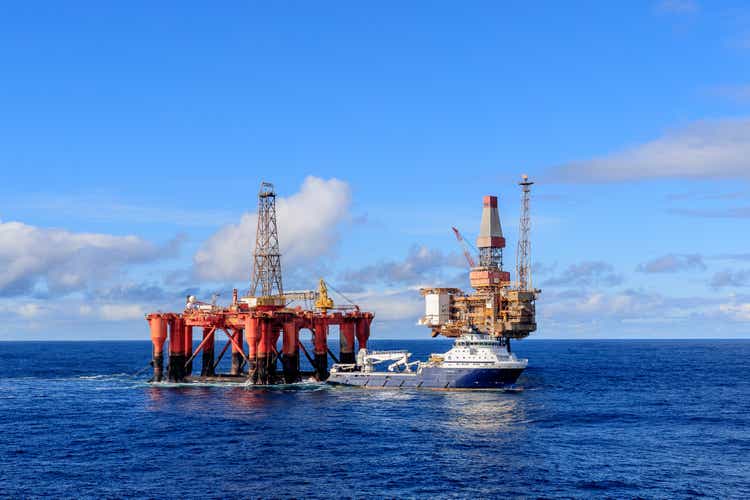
[250,181,284,297]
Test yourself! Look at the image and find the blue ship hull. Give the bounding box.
[326,366,524,389]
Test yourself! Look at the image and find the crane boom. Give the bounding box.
[451,226,477,268]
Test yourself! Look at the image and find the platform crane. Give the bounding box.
[451,226,477,268]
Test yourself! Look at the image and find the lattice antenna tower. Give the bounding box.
[516,175,534,290]
[250,181,284,297]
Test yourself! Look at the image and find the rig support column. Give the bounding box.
[313,318,329,380]
[339,320,356,364]
[201,328,215,376]
[355,316,371,352]
[184,324,193,376]
[255,319,272,384]
[282,320,300,383]
[230,328,244,376]
[245,316,259,379]
[168,317,186,382]
[148,315,168,382]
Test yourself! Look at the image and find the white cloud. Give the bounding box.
[545,118,750,182]
[194,176,352,281]
[719,302,750,321]
[0,220,179,296]
[349,289,424,322]
[79,302,145,320]
[97,304,146,321]
[1,299,147,326]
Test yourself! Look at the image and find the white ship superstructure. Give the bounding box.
[438,334,527,370]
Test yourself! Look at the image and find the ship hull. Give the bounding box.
[327,366,524,389]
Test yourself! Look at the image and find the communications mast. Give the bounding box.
[516,175,534,291]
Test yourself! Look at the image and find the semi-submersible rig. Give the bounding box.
[145,181,374,385]
[145,177,539,388]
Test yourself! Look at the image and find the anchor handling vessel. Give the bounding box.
[328,175,540,389]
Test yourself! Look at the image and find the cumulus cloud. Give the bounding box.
[636,254,706,273]
[340,245,464,289]
[0,220,180,296]
[710,269,750,288]
[543,261,623,288]
[194,177,352,281]
[348,289,424,322]
[98,304,146,321]
[545,118,750,183]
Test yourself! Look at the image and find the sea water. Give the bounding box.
[1,339,748,498]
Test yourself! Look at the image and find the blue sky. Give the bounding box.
[1,0,749,339]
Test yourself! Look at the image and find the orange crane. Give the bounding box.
[451,226,477,268]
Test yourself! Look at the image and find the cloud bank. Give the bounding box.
[193,176,352,281]
[546,118,750,183]
[0,220,179,296]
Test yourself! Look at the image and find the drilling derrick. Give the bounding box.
[419,175,539,342]
[469,195,511,289]
[250,181,284,305]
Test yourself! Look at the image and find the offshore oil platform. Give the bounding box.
[328,175,539,389]
[145,181,374,385]
[145,176,539,389]
[418,175,538,342]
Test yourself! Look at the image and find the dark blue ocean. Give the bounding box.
[1,339,749,499]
